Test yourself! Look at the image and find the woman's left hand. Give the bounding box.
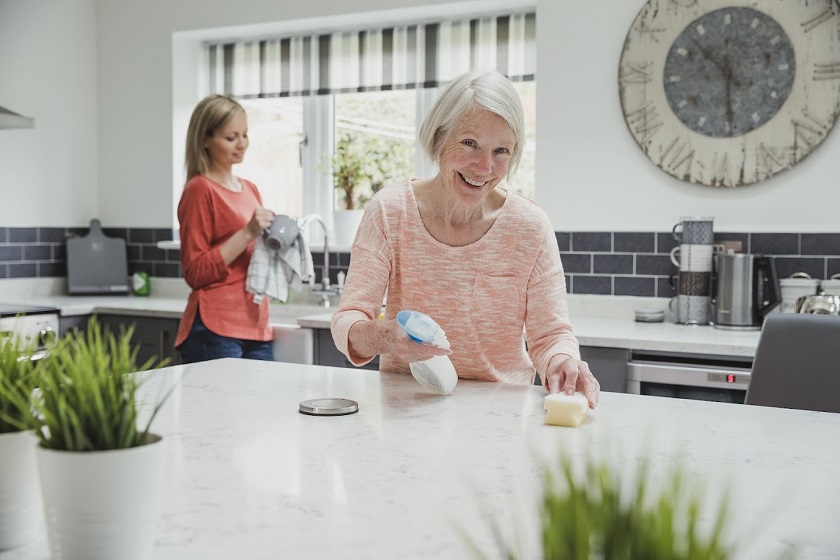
[544,357,600,409]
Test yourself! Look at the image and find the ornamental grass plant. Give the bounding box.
[464,450,797,560]
[0,332,38,433]
[31,317,170,451]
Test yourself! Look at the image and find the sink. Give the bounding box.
[269,304,326,324]
[271,323,314,364]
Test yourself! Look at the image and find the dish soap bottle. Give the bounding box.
[396,310,458,395]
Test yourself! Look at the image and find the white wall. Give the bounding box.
[0,0,97,227]
[0,0,837,231]
[536,0,840,232]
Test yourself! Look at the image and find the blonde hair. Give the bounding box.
[184,94,245,180]
[417,70,525,178]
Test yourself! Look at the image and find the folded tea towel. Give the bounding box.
[246,231,314,303]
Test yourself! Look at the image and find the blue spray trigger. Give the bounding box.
[396,310,439,343]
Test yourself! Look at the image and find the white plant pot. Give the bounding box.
[36,433,164,560]
[333,209,364,247]
[0,430,41,550]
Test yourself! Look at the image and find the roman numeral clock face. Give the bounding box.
[619,0,840,187]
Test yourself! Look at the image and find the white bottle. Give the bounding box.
[396,310,458,395]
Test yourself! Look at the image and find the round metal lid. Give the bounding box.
[299,398,359,416]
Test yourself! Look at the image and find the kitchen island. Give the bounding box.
[3,359,839,559]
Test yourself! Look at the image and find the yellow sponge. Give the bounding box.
[544,393,589,427]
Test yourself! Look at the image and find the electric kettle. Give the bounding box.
[711,253,781,330]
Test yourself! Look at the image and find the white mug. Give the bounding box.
[670,244,713,272]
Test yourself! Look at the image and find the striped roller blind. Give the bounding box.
[206,12,535,97]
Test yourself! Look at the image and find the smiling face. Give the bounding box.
[204,109,249,171]
[438,108,515,206]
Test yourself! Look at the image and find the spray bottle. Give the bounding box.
[396,310,458,395]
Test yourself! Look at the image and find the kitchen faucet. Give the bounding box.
[298,214,342,306]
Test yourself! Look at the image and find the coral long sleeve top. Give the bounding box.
[330,180,580,386]
[175,175,272,347]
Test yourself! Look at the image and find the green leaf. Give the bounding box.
[27,316,171,451]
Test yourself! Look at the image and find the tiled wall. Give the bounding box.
[557,231,840,297]
[2,226,839,298]
[0,227,180,280]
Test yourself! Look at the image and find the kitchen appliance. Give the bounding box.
[66,218,129,295]
[626,350,752,403]
[796,290,840,315]
[711,253,781,330]
[0,304,60,359]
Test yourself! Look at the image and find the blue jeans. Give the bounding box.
[178,311,274,364]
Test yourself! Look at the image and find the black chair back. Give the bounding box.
[746,313,840,413]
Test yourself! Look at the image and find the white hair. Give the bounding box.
[417,69,525,177]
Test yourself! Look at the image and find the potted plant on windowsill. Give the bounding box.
[328,134,373,246]
[0,334,42,550]
[27,317,171,560]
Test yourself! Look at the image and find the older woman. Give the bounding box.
[330,70,600,407]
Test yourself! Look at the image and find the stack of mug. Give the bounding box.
[670,216,714,325]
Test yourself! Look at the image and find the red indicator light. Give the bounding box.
[727,374,735,383]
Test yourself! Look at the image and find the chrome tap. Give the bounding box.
[298,214,342,306]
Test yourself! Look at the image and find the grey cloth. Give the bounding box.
[246,233,314,303]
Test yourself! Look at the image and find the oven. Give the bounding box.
[626,350,753,404]
[0,304,60,360]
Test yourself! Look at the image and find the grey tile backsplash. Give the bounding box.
[1,227,839,298]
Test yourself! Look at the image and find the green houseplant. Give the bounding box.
[29,317,172,560]
[0,333,42,550]
[330,134,373,212]
[327,132,412,245]
[464,450,797,560]
[31,317,169,451]
[327,134,376,246]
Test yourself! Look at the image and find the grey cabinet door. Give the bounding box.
[534,346,628,393]
[59,315,90,338]
[314,329,379,370]
[97,314,182,367]
[579,346,629,393]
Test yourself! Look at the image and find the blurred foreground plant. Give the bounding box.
[0,331,39,433]
[464,450,796,560]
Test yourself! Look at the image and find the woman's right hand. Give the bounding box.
[383,319,452,363]
[246,207,275,239]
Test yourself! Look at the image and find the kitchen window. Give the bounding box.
[207,11,536,234]
[235,82,535,223]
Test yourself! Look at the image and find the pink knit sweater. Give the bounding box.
[330,180,580,385]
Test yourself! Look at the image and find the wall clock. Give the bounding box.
[619,0,840,187]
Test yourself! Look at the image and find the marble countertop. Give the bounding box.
[6,290,762,357]
[299,312,762,357]
[3,359,838,559]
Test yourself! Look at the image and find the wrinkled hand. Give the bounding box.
[544,357,600,409]
[247,207,275,239]
[384,319,451,363]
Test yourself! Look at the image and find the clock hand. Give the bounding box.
[690,38,743,88]
[690,38,726,74]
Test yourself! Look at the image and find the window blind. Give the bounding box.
[206,12,535,97]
